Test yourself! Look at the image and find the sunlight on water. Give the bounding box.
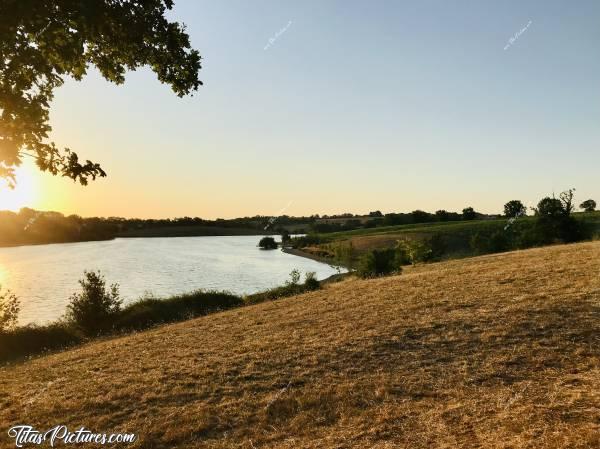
[0,236,345,325]
[0,263,7,288]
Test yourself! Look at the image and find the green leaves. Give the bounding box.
[0,0,202,186]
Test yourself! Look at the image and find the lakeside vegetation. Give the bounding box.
[0,269,322,364]
[288,192,600,278]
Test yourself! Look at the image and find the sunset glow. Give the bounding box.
[0,165,38,212]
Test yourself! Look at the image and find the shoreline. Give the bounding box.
[281,247,352,283]
[281,246,335,265]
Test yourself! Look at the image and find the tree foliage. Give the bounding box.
[535,197,563,217]
[580,199,596,213]
[0,0,202,187]
[462,207,477,220]
[65,270,122,335]
[503,200,526,218]
[258,236,278,250]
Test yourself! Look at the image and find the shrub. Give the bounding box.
[580,199,596,212]
[394,241,412,265]
[115,290,243,331]
[0,323,81,363]
[245,270,322,304]
[287,269,301,286]
[0,287,20,332]
[258,236,278,250]
[401,234,447,264]
[470,230,510,254]
[65,271,122,336]
[357,249,402,278]
[290,234,321,249]
[303,272,320,291]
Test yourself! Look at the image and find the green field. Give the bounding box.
[296,212,600,266]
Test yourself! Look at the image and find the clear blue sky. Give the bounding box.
[33,0,599,218]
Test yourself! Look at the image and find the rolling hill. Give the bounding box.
[0,242,598,448]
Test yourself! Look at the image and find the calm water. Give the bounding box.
[0,236,343,325]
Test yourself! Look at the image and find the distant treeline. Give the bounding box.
[0,209,307,246]
[2,198,595,247]
[0,207,493,246]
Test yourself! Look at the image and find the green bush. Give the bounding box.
[401,234,447,264]
[245,270,322,304]
[357,248,402,278]
[303,272,320,291]
[470,230,510,254]
[0,323,82,363]
[258,236,278,250]
[65,271,122,336]
[115,290,243,331]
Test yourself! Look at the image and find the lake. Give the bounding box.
[0,236,343,325]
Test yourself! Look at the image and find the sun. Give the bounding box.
[0,165,38,211]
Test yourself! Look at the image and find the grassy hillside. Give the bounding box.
[0,242,598,448]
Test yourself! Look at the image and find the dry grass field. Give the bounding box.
[0,242,599,448]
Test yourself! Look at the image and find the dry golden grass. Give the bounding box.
[1,242,599,448]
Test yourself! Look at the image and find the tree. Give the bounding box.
[258,236,278,250]
[580,199,596,212]
[462,207,477,220]
[503,200,527,218]
[411,210,432,223]
[0,1,202,187]
[65,271,122,335]
[435,210,449,221]
[532,190,583,244]
[559,188,576,216]
[368,211,383,217]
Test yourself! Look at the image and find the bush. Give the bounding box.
[65,271,122,336]
[290,234,321,249]
[0,323,81,363]
[115,290,243,331]
[258,236,278,250]
[303,272,320,291]
[470,230,510,254]
[357,249,402,278]
[245,270,322,303]
[0,287,20,332]
[580,199,596,212]
[287,268,301,286]
[400,234,447,264]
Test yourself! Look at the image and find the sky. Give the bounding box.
[3,0,599,219]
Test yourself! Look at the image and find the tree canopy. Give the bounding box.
[503,200,527,218]
[0,0,202,187]
[579,199,596,212]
